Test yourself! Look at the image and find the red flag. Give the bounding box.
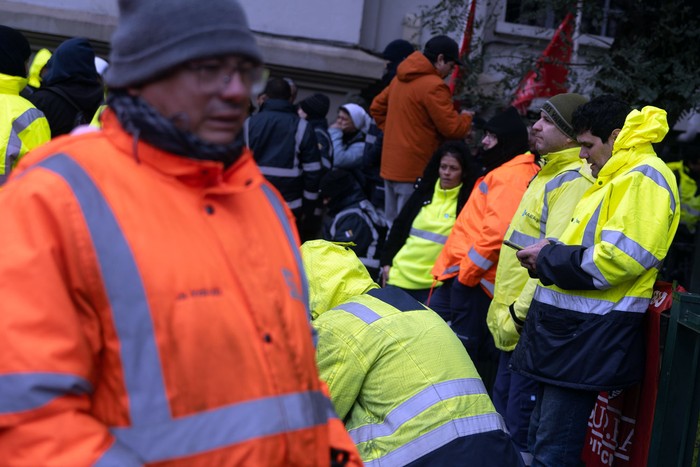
[448,0,477,95]
[511,13,574,114]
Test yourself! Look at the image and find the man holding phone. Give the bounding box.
[485,93,594,465]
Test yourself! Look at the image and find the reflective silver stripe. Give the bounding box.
[0,373,92,414]
[541,170,583,233]
[600,229,662,270]
[581,248,610,290]
[303,190,319,200]
[443,265,460,275]
[112,391,332,463]
[478,181,488,194]
[321,158,332,169]
[261,185,311,327]
[582,203,602,247]
[94,441,142,467]
[534,287,649,314]
[681,203,700,216]
[480,278,495,295]
[509,230,542,247]
[294,118,308,158]
[349,378,487,444]
[467,247,493,270]
[4,108,45,178]
[361,257,380,269]
[629,165,677,213]
[286,198,303,210]
[409,227,448,245]
[364,412,507,467]
[302,161,321,172]
[258,166,302,178]
[335,301,382,324]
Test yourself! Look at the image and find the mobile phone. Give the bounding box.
[503,239,524,251]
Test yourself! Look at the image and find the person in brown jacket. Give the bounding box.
[370,35,473,223]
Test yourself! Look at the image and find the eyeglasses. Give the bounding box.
[183,58,264,94]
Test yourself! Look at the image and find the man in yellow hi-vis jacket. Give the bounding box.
[486,93,594,465]
[302,240,524,467]
[512,95,680,467]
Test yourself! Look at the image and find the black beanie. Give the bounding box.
[0,25,31,78]
[300,93,330,120]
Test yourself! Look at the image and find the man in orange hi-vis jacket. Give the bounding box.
[0,1,361,465]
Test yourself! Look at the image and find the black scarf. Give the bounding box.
[108,91,243,167]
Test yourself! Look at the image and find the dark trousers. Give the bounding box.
[492,351,538,456]
[428,278,498,391]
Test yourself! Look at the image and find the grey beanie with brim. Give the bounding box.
[105,0,262,88]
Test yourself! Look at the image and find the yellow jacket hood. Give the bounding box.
[614,106,668,152]
[300,240,378,319]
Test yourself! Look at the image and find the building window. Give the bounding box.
[504,0,624,38]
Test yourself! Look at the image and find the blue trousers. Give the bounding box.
[492,351,538,456]
[528,383,598,467]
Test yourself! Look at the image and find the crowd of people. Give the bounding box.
[0,0,694,465]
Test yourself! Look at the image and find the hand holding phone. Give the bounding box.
[503,239,524,251]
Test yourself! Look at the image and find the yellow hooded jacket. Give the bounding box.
[302,240,524,466]
[511,107,680,391]
[0,72,51,184]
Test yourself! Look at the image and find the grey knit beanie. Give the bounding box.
[540,93,589,139]
[105,0,262,88]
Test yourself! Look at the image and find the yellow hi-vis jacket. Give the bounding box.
[0,73,51,184]
[302,240,523,467]
[511,107,680,391]
[487,147,594,351]
[666,160,700,233]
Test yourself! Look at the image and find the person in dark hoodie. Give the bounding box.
[298,92,333,173]
[380,140,479,303]
[320,168,387,281]
[29,37,103,137]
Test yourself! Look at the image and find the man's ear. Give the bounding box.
[435,53,445,66]
[127,87,140,97]
[609,128,621,144]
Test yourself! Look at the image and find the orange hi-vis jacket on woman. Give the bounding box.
[0,110,361,466]
[432,152,540,296]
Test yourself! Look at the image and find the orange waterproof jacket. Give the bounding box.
[370,51,472,182]
[0,110,361,466]
[432,153,540,297]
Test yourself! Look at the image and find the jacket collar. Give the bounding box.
[0,73,27,95]
[101,108,265,192]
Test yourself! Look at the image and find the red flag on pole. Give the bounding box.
[448,0,477,95]
[511,13,575,114]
